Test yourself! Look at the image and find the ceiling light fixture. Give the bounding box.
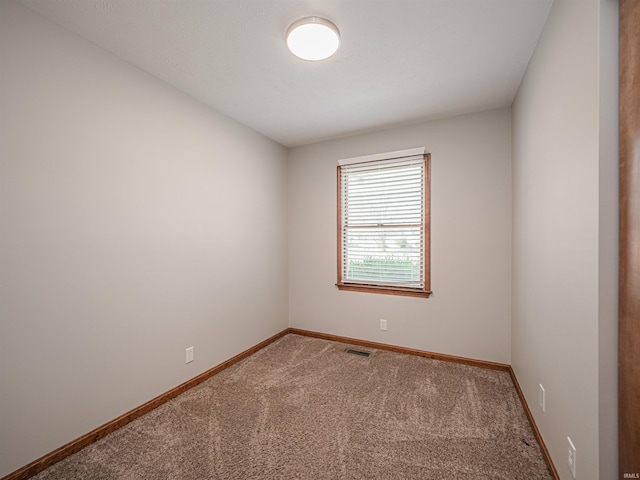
[286,16,340,61]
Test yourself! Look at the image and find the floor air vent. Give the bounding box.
[345,348,371,357]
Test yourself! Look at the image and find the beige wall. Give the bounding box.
[288,109,512,364]
[0,1,288,475]
[511,1,618,478]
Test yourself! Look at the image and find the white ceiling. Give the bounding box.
[19,0,553,147]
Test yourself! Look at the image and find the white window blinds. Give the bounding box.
[339,153,426,289]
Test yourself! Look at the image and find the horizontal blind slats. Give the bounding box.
[340,154,425,289]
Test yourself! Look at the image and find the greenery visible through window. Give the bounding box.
[337,151,431,298]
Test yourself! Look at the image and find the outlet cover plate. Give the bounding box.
[538,384,546,412]
[567,436,576,478]
[186,346,194,364]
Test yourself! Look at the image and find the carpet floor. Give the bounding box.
[32,334,553,479]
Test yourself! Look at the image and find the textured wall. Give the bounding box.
[288,109,512,365]
[0,1,288,475]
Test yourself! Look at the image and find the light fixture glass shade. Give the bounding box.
[286,17,340,61]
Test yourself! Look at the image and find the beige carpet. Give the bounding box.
[33,334,552,479]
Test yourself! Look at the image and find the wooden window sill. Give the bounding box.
[336,283,432,298]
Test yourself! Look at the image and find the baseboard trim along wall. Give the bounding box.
[289,328,511,371]
[1,329,290,480]
[2,327,558,480]
[508,368,561,480]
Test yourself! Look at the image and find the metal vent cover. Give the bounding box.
[344,348,371,357]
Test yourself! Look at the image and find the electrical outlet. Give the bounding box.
[380,319,387,331]
[538,384,546,412]
[567,437,576,478]
[186,346,194,364]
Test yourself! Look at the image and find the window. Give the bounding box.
[337,148,431,298]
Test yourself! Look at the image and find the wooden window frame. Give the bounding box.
[336,153,431,298]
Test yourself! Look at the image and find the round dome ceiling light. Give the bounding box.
[286,16,340,61]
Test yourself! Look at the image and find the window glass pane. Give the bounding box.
[340,155,425,289]
[345,226,422,285]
